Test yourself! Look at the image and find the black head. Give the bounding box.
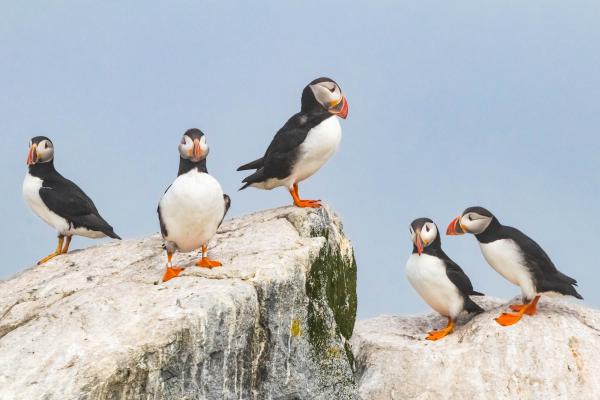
[447,206,498,236]
[300,77,348,118]
[178,128,209,162]
[409,217,441,256]
[27,136,54,166]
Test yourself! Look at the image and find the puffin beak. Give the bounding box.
[27,144,38,165]
[446,216,465,235]
[192,138,203,160]
[329,96,348,119]
[415,230,424,255]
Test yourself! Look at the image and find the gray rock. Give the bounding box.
[0,205,358,400]
[352,297,600,400]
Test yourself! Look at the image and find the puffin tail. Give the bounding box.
[465,296,485,314]
[239,169,265,191]
[237,157,264,171]
[106,229,122,240]
[470,290,485,296]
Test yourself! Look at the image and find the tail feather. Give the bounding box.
[237,157,264,171]
[105,229,121,240]
[470,290,485,296]
[239,169,265,191]
[465,296,485,314]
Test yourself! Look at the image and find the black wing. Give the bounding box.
[441,255,483,297]
[239,112,330,188]
[40,177,120,239]
[219,194,231,227]
[502,226,582,299]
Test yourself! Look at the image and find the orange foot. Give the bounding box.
[426,318,454,341]
[197,258,222,268]
[293,199,321,208]
[495,312,523,326]
[509,304,537,315]
[162,266,183,282]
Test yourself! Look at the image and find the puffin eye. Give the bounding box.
[468,215,473,221]
[425,225,430,232]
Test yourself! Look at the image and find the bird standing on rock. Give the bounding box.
[237,77,348,208]
[447,206,583,326]
[406,218,484,340]
[22,136,121,265]
[158,129,230,282]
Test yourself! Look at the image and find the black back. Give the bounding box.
[238,78,336,188]
[475,221,582,299]
[28,161,120,239]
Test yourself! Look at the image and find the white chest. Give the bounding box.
[293,116,342,181]
[22,174,69,233]
[479,239,536,298]
[159,170,225,252]
[405,253,464,318]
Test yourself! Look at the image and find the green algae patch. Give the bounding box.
[305,228,358,370]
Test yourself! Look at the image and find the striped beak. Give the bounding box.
[446,216,465,235]
[27,144,38,166]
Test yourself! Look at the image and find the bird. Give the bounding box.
[22,136,121,265]
[237,77,348,208]
[406,218,484,340]
[446,206,582,326]
[158,128,230,282]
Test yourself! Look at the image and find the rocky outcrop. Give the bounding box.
[351,297,600,400]
[0,205,358,400]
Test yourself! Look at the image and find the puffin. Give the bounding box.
[158,128,230,282]
[237,77,348,208]
[406,218,484,340]
[22,136,121,265]
[447,206,582,326]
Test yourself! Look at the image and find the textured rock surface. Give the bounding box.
[351,297,600,400]
[0,205,358,400]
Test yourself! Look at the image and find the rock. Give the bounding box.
[0,205,358,400]
[351,297,600,400]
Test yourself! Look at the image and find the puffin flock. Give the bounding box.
[22,77,581,340]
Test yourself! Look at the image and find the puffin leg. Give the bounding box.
[495,295,541,326]
[162,251,183,282]
[426,317,454,341]
[197,244,222,268]
[61,235,72,254]
[37,235,65,265]
[289,183,321,208]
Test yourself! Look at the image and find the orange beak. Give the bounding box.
[446,216,465,235]
[336,96,348,119]
[27,144,38,166]
[415,231,424,255]
[192,138,203,160]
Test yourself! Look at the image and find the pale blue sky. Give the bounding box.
[1,2,599,318]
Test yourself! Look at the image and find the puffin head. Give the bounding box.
[447,206,496,236]
[178,128,209,162]
[27,136,54,166]
[301,77,348,119]
[410,218,439,256]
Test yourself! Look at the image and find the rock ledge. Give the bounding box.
[0,205,358,400]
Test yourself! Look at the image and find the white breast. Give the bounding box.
[479,239,536,299]
[159,170,225,253]
[292,116,342,183]
[22,173,70,234]
[405,253,464,319]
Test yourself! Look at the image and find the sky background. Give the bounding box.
[1,2,599,319]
